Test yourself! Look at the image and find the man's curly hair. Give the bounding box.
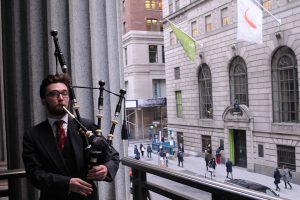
[39,73,70,99]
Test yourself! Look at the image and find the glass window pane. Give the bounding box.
[198,64,213,119]
[149,45,158,63]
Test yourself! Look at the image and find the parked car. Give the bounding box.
[225,179,279,197]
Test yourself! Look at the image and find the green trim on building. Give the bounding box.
[229,129,235,165]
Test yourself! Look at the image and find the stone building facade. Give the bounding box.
[122,0,167,140]
[163,0,300,183]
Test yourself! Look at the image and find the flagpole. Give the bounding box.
[165,18,203,46]
[252,0,281,25]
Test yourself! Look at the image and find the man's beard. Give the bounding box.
[45,102,67,116]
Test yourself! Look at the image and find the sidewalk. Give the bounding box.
[128,141,298,200]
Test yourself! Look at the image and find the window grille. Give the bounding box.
[272,46,299,123]
[149,45,158,63]
[198,64,213,118]
[153,79,165,98]
[277,145,295,171]
[229,56,249,106]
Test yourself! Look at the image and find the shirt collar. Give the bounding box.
[48,114,68,127]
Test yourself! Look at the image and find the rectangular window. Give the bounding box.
[174,67,180,80]
[153,79,166,98]
[277,145,295,170]
[220,139,224,150]
[160,20,164,32]
[221,7,230,27]
[146,18,158,31]
[149,45,158,63]
[175,0,180,11]
[175,91,183,118]
[169,0,173,14]
[170,31,177,45]
[158,0,162,10]
[145,0,156,9]
[124,47,128,66]
[191,21,198,37]
[258,144,264,157]
[177,132,184,147]
[205,15,212,32]
[162,46,165,63]
[202,135,211,153]
[262,0,272,10]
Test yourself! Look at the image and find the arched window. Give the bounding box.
[272,46,299,123]
[229,56,249,106]
[198,63,213,118]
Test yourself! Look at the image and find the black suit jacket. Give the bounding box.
[22,118,120,200]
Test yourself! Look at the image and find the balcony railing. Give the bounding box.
[0,169,26,197]
[121,157,285,200]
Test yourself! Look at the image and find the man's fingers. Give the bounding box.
[79,180,92,188]
[69,178,93,195]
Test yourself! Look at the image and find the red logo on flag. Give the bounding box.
[244,8,257,29]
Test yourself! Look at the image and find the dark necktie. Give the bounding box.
[55,120,66,150]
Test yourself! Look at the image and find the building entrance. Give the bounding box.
[233,129,247,167]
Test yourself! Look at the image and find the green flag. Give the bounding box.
[169,20,197,61]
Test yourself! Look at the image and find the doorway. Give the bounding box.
[233,129,247,167]
[229,129,247,167]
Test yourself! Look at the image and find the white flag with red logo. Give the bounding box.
[237,0,263,44]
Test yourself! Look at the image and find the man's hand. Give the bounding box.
[69,178,93,196]
[87,165,108,181]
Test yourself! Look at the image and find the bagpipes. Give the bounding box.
[50,30,128,166]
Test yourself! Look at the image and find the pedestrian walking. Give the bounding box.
[225,158,233,179]
[274,168,282,191]
[215,146,221,164]
[159,147,165,167]
[147,144,152,158]
[204,150,212,171]
[134,145,140,160]
[140,144,145,157]
[165,151,169,167]
[177,148,184,168]
[208,158,217,177]
[282,165,292,189]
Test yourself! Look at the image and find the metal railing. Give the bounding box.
[122,157,285,200]
[0,169,26,197]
